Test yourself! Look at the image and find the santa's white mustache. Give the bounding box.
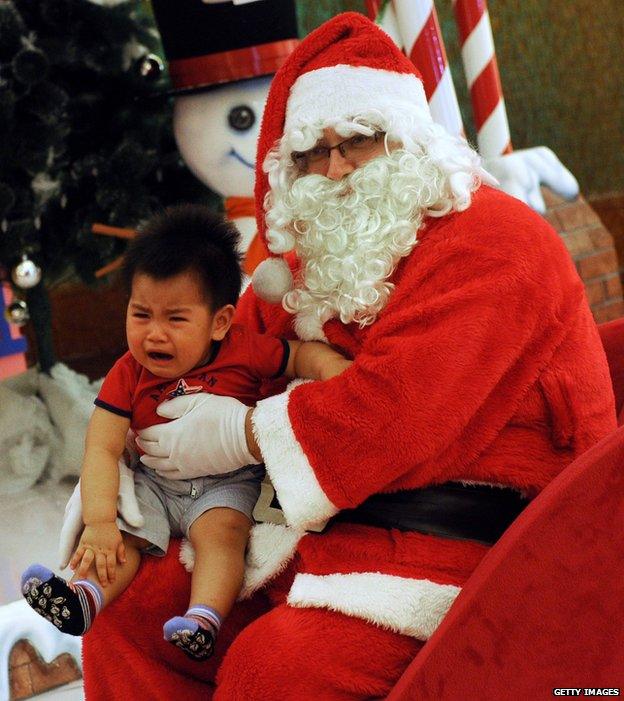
[267,150,448,254]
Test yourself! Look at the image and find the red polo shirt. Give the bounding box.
[95,323,289,433]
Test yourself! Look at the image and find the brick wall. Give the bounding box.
[590,192,624,280]
[542,189,624,323]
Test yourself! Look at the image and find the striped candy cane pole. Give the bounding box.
[366,1,408,57]
[368,0,405,48]
[365,0,382,18]
[452,0,512,157]
[391,0,464,138]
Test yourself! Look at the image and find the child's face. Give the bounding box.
[126,271,233,379]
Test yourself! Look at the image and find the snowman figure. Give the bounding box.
[151,0,299,274]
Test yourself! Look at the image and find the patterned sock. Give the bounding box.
[186,604,222,635]
[21,564,103,636]
[163,605,222,661]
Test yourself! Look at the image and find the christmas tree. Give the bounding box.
[0,0,211,372]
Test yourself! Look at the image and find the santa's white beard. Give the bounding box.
[265,150,450,339]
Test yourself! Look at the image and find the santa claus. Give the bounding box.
[71,12,616,699]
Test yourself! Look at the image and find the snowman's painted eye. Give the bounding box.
[228,105,256,132]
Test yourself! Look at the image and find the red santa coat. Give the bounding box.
[235,185,616,639]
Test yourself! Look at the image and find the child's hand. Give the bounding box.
[70,522,126,587]
[292,340,353,381]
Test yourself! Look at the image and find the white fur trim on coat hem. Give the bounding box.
[287,572,461,640]
[240,523,303,599]
[253,380,338,530]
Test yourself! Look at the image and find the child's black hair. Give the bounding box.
[121,204,243,310]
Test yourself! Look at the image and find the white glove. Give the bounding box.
[58,479,83,570]
[57,459,144,569]
[483,146,579,214]
[117,459,144,528]
[136,394,261,480]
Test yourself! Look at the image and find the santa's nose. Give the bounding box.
[325,149,355,181]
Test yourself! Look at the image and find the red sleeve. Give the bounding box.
[95,352,139,419]
[245,328,290,380]
[235,279,295,338]
[234,284,266,333]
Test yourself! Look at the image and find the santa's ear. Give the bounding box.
[251,257,294,304]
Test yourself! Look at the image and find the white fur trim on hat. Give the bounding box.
[288,572,461,640]
[251,257,294,303]
[253,379,338,530]
[284,65,431,149]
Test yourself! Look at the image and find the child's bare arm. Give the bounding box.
[285,340,353,381]
[70,407,130,586]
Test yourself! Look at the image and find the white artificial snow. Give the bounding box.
[0,363,99,682]
[0,599,82,701]
[39,364,103,482]
[0,363,101,493]
[0,372,57,495]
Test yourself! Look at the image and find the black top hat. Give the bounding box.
[151,0,299,94]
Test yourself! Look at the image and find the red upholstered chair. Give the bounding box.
[83,319,624,699]
[389,318,624,700]
[598,317,624,423]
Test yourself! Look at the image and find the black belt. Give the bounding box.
[328,482,530,546]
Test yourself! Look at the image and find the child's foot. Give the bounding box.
[163,606,221,661]
[163,616,216,660]
[21,564,103,636]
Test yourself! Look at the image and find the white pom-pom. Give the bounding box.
[252,257,293,303]
[179,538,195,572]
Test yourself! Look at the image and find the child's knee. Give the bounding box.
[190,508,251,547]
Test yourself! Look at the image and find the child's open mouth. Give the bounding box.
[147,351,174,361]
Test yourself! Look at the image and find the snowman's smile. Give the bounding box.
[229,148,255,170]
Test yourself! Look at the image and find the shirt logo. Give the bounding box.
[167,378,204,399]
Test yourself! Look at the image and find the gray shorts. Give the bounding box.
[117,463,265,557]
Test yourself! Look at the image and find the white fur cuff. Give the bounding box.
[253,380,338,530]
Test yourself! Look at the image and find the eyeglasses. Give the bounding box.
[291,132,386,174]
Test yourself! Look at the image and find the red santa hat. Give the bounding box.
[252,12,432,303]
